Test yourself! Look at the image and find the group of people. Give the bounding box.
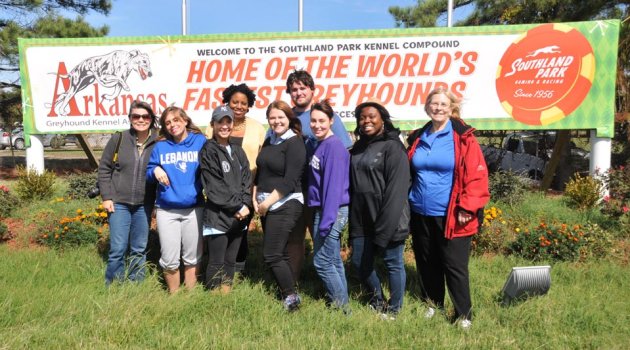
[97,70,489,328]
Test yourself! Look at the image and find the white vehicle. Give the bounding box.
[481,132,589,180]
[0,126,78,150]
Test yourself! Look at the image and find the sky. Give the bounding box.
[82,0,435,37]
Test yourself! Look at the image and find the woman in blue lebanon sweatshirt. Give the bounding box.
[200,105,253,293]
[306,99,351,312]
[146,106,207,293]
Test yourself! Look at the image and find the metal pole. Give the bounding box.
[182,0,187,35]
[298,0,303,32]
[447,0,453,27]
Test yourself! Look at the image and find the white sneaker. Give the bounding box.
[459,319,472,330]
[379,312,396,321]
[424,307,436,319]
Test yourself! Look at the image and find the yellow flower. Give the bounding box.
[76,209,83,214]
[515,228,521,233]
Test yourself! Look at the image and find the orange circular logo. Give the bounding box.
[495,23,595,125]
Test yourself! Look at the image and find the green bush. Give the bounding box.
[37,205,109,249]
[14,166,56,201]
[65,172,98,199]
[0,220,11,241]
[508,221,586,262]
[600,166,630,237]
[472,206,510,255]
[489,170,527,207]
[579,223,613,260]
[49,135,65,149]
[564,173,603,211]
[0,184,18,218]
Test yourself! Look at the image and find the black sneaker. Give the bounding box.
[283,293,301,312]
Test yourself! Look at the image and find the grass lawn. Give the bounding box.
[1,237,629,349]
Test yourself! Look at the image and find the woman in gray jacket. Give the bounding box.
[98,100,159,285]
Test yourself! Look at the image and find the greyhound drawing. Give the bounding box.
[526,45,561,57]
[52,49,153,116]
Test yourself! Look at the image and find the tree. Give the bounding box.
[0,0,111,128]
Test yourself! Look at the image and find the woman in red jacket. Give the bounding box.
[407,88,489,330]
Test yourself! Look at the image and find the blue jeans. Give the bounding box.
[105,203,151,284]
[312,206,349,308]
[351,236,406,314]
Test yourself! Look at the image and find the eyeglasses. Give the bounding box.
[131,113,151,121]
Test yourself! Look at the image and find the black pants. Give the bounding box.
[235,215,252,263]
[410,212,472,320]
[261,199,303,297]
[205,228,244,290]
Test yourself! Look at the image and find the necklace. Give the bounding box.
[233,118,246,131]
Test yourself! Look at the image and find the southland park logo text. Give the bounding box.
[45,49,167,118]
[495,23,595,126]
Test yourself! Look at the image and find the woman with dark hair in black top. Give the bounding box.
[349,99,410,320]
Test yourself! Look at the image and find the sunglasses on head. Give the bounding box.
[131,113,152,121]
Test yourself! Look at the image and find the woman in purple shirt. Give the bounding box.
[306,99,351,312]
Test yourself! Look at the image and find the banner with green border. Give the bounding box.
[19,19,619,140]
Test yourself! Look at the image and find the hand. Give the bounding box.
[257,202,269,217]
[102,200,115,213]
[457,210,473,226]
[234,206,250,220]
[154,166,170,187]
[251,187,258,214]
[239,206,250,219]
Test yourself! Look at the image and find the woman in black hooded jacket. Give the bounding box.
[200,105,253,292]
[349,99,410,319]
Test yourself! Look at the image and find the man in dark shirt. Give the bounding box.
[285,69,353,152]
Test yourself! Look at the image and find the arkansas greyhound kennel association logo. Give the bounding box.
[495,23,595,126]
[47,49,164,117]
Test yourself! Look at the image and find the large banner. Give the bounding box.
[19,20,619,138]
